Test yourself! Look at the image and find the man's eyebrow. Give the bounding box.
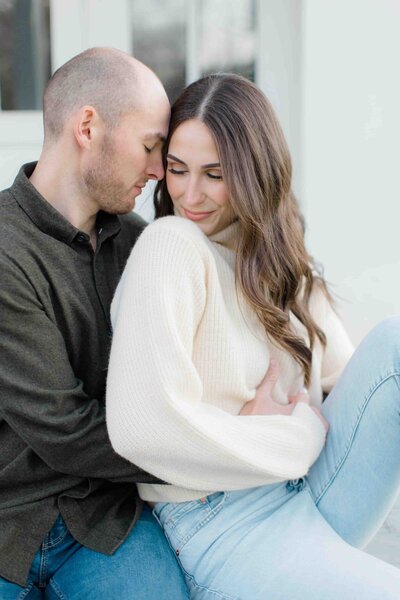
[167,154,221,170]
[143,132,166,142]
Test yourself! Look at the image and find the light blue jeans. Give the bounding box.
[0,505,189,599]
[154,317,400,599]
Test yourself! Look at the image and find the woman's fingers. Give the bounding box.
[273,403,296,416]
[288,388,311,406]
[249,361,319,418]
[256,359,280,398]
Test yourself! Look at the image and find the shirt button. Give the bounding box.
[76,233,87,243]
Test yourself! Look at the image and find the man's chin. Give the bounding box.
[121,199,136,213]
[101,202,135,216]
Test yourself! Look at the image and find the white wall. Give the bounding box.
[257,0,303,197]
[0,113,44,190]
[302,0,400,343]
[50,0,131,70]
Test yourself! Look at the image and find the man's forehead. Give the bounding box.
[123,97,170,139]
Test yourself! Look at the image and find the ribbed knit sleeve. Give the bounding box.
[320,302,354,392]
[106,217,327,498]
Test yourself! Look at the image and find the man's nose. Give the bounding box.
[146,156,165,181]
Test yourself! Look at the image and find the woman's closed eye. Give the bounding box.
[167,167,223,180]
[168,167,187,175]
[207,171,223,180]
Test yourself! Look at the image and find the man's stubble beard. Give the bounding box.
[83,134,133,215]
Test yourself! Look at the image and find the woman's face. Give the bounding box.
[166,119,236,236]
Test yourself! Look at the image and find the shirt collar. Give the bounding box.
[10,162,121,245]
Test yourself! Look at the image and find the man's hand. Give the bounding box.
[240,360,329,432]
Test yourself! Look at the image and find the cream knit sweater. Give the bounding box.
[106,216,354,503]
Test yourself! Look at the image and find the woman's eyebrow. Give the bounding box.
[167,154,221,170]
[202,162,220,169]
[167,153,187,166]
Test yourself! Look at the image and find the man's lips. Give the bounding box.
[133,184,146,196]
[183,208,214,221]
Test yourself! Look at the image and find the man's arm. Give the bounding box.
[0,254,161,484]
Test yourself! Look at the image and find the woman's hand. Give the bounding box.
[240,360,329,432]
[240,360,294,416]
[288,389,330,432]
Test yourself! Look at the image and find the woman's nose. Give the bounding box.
[183,179,204,207]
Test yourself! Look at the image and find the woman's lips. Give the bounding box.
[183,209,214,221]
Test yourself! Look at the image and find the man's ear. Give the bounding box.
[73,105,102,150]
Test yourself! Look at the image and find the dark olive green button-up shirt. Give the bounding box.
[0,163,161,586]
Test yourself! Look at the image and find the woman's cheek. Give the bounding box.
[166,174,178,200]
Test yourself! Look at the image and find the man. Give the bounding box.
[0,47,188,599]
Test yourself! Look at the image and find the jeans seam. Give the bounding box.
[17,583,36,600]
[42,527,69,549]
[175,553,237,600]
[39,542,47,588]
[189,576,238,600]
[178,492,229,551]
[48,578,68,600]
[149,514,194,595]
[156,496,235,599]
[313,371,400,505]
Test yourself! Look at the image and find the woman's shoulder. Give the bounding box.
[139,216,210,253]
[145,215,205,237]
[114,216,210,316]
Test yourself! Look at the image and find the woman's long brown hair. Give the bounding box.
[154,73,330,385]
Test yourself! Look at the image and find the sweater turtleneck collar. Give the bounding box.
[208,219,240,250]
[171,209,241,251]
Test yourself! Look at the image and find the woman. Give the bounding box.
[106,74,400,598]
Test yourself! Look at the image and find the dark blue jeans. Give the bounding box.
[0,505,189,599]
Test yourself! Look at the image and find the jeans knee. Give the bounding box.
[373,315,400,334]
[364,316,400,361]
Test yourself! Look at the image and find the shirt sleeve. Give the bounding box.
[0,252,160,484]
[106,219,327,492]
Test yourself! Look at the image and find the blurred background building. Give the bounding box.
[0,0,399,567]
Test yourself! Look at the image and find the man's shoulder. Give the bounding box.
[119,211,148,231]
[0,187,17,209]
[0,188,24,246]
[118,211,148,242]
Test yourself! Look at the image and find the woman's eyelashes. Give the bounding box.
[167,166,223,180]
[207,172,223,180]
[167,167,187,175]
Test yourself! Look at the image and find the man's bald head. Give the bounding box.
[43,47,163,142]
